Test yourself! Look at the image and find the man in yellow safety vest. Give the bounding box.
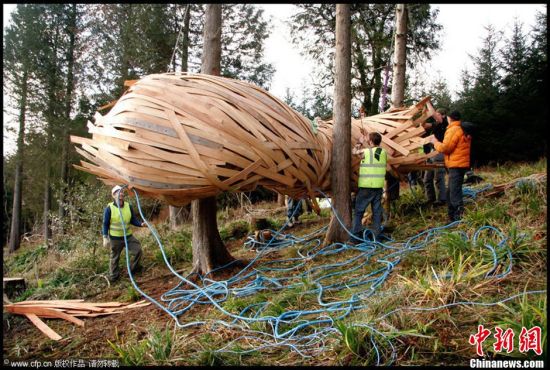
[351,132,387,240]
[102,185,147,283]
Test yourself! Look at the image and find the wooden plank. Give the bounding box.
[13,299,85,305]
[24,314,62,341]
[69,312,123,318]
[5,305,85,327]
[380,135,410,156]
[14,302,105,312]
[385,119,415,139]
[125,300,152,309]
[365,116,403,128]
[394,126,426,143]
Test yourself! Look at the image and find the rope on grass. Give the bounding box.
[463,183,494,201]
[114,186,545,365]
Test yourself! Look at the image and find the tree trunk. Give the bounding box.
[181,4,191,73]
[191,196,233,273]
[43,175,52,243]
[390,4,407,108]
[371,53,383,115]
[169,205,185,230]
[325,4,352,244]
[169,4,191,228]
[201,4,221,75]
[58,4,77,233]
[191,4,235,275]
[8,70,29,253]
[277,193,285,207]
[354,40,372,115]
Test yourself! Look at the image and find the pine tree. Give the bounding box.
[429,74,453,110]
[4,4,44,252]
[290,4,442,115]
[457,25,503,164]
[220,4,275,88]
[58,4,80,233]
[522,9,548,158]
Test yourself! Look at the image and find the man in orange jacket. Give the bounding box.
[431,110,471,223]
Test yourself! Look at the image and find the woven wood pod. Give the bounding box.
[71,73,439,206]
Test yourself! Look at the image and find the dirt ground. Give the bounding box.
[2,222,317,362]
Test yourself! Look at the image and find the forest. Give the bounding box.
[2,3,547,366]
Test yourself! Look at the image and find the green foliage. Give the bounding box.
[335,321,397,365]
[153,230,192,266]
[6,244,48,273]
[108,325,174,365]
[108,328,148,366]
[14,288,38,303]
[49,268,74,288]
[438,232,471,260]
[123,285,142,302]
[58,180,111,234]
[220,4,275,89]
[392,186,427,218]
[489,293,546,359]
[463,200,511,228]
[456,17,547,165]
[290,4,442,115]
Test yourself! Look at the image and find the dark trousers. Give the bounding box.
[407,171,424,188]
[424,153,447,202]
[109,235,142,280]
[447,168,467,222]
[352,187,383,237]
[287,198,303,220]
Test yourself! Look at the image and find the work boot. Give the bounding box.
[286,218,294,228]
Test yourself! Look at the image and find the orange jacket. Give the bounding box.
[434,120,471,168]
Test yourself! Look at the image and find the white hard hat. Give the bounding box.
[111,185,123,196]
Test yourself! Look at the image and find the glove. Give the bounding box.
[103,236,110,248]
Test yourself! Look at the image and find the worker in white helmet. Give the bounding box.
[102,185,146,283]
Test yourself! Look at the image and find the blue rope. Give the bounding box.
[109,185,545,364]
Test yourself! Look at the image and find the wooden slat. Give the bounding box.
[381,135,410,156]
[5,305,85,326]
[13,299,85,305]
[24,314,63,341]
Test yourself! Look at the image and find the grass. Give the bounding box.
[108,324,174,365]
[3,159,547,365]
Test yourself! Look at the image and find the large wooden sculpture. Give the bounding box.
[71,73,439,206]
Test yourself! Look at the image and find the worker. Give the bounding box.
[351,131,387,240]
[431,110,471,223]
[102,185,147,283]
[422,107,448,206]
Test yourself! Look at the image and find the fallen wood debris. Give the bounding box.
[4,299,151,341]
[71,72,440,208]
[3,277,26,299]
[484,173,546,197]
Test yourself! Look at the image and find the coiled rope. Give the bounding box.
[111,183,545,364]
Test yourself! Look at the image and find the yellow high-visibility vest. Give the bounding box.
[358,147,387,188]
[109,202,133,237]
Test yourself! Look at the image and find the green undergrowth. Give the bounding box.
[3,159,546,365]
